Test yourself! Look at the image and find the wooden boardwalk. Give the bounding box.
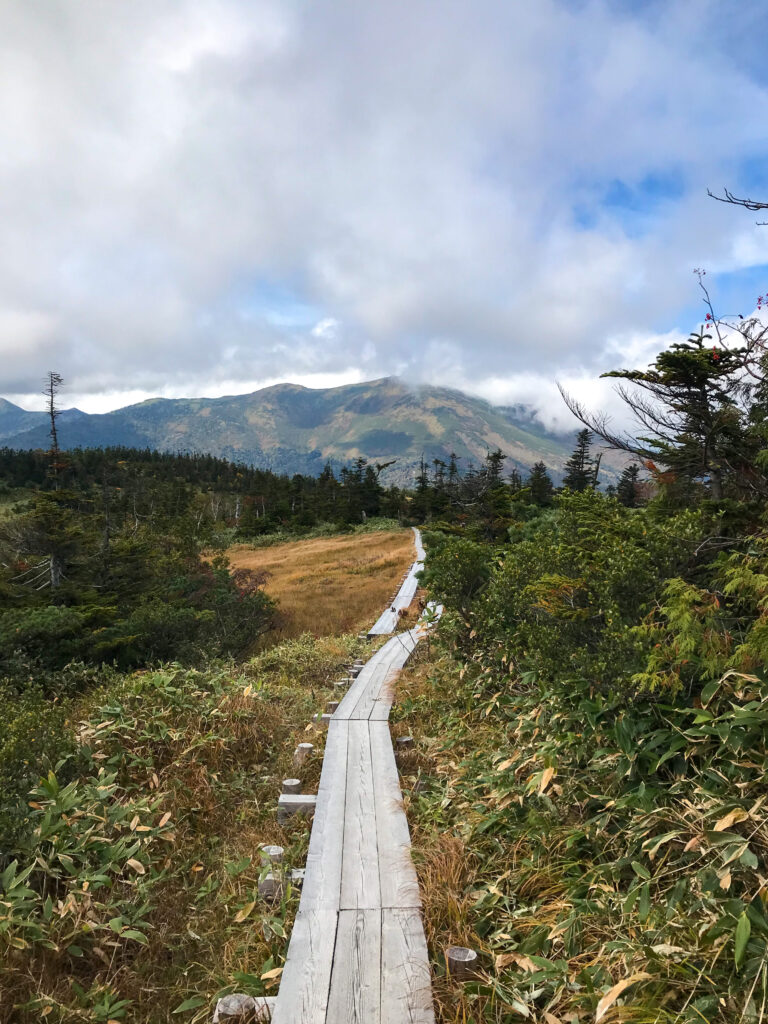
[367,527,425,636]
[271,534,436,1024]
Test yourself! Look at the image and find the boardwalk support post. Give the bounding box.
[446,946,481,981]
[292,742,314,768]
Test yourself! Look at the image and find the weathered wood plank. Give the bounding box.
[349,641,404,721]
[326,909,382,1024]
[381,909,435,1024]
[369,720,421,909]
[270,908,338,1024]
[299,719,347,911]
[340,720,380,910]
[335,640,395,721]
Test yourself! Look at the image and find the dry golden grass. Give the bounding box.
[227,530,416,639]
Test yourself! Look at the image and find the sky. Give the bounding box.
[2,0,768,431]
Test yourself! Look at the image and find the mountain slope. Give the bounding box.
[0,398,47,443]
[2,377,591,484]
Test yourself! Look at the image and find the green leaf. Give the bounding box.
[631,861,650,880]
[638,883,651,924]
[122,929,149,944]
[735,912,751,968]
[173,996,206,1013]
[701,678,721,705]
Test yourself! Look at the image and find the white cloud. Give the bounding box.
[1,0,768,416]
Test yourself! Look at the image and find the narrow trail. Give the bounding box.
[271,528,437,1024]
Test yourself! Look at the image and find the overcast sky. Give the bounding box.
[2,0,768,430]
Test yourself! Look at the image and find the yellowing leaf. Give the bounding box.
[595,973,651,1023]
[495,951,536,972]
[129,815,140,831]
[135,825,151,833]
[234,901,257,923]
[126,858,145,875]
[496,758,515,772]
[713,808,749,832]
[158,812,172,827]
[243,683,253,697]
[539,767,555,794]
[719,870,732,891]
[261,967,284,980]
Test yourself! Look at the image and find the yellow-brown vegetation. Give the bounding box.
[227,530,415,639]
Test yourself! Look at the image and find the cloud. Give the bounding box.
[1,0,768,422]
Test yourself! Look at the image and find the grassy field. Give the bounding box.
[227,529,416,639]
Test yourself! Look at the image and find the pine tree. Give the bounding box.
[562,429,595,492]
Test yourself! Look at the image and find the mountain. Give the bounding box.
[0,398,48,442]
[1,376,605,484]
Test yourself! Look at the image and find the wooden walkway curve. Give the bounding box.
[271,533,437,1024]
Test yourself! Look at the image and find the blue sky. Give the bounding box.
[1,0,768,429]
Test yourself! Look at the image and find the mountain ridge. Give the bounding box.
[0,376,603,484]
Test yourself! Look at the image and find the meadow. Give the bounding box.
[226,529,415,639]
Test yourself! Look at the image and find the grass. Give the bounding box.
[226,529,416,639]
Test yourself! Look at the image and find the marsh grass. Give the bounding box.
[227,529,415,639]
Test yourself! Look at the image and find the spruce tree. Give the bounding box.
[562,429,595,491]
[527,462,554,506]
[617,463,641,507]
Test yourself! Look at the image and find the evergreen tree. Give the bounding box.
[562,429,595,492]
[527,462,554,506]
[617,463,641,507]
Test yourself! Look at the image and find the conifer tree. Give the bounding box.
[616,463,641,507]
[562,429,595,491]
[527,461,554,506]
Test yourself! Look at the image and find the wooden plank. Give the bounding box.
[340,720,381,909]
[381,909,435,1024]
[270,908,338,1024]
[350,641,404,721]
[326,909,382,1024]
[300,720,348,911]
[370,721,421,908]
[334,646,385,720]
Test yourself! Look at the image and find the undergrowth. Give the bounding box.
[0,633,360,1023]
[397,646,768,1023]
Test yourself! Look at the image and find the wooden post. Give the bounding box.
[282,778,302,794]
[292,742,313,768]
[446,946,481,981]
[326,700,339,714]
[258,871,282,901]
[213,994,274,1021]
[260,845,284,865]
[395,736,415,751]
